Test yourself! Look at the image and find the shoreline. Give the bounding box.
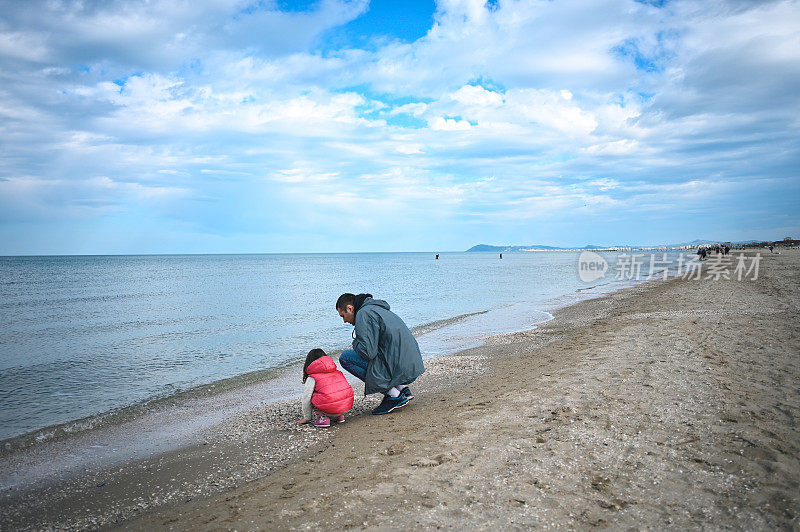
[0,278,630,456]
[2,307,529,452]
[0,349,495,530]
[1,269,646,529]
[4,251,796,529]
[0,309,491,455]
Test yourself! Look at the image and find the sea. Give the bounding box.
[0,251,689,444]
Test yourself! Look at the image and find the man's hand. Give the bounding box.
[297,419,308,425]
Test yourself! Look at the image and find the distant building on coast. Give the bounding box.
[466,238,799,253]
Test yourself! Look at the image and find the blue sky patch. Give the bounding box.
[383,114,427,129]
[321,0,435,51]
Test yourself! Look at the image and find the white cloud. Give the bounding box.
[0,0,370,70]
[588,178,620,191]
[431,116,473,130]
[450,85,503,107]
[395,144,424,155]
[582,139,639,155]
[389,102,428,116]
[0,30,49,62]
[1,0,798,251]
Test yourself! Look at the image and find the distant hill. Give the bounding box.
[468,240,718,251]
[466,244,602,252]
[667,239,718,247]
[465,244,506,252]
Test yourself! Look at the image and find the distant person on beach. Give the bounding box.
[298,349,354,427]
[697,247,707,261]
[336,293,425,415]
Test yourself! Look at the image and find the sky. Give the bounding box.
[0,0,798,254]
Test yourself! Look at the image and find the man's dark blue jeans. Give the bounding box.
[339,348,367,382]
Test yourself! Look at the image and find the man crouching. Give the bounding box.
[336,293,425,415]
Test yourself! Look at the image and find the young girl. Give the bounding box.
[298,348,354,427]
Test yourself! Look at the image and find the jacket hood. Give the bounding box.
[307,355,337,374]
[354,293,380,314]
[359,296,390,311]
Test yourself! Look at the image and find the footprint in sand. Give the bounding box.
[412,454,452,467]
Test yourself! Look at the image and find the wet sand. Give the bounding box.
[3,250,799,530]
[0,339,492,530]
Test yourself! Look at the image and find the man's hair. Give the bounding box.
[336,293,355,310]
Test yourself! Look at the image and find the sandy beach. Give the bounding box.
[3,250,798,530]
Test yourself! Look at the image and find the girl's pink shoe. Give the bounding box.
[333,415,345,424]
[313,416,331,427]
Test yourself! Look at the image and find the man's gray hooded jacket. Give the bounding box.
[352,297,425,395]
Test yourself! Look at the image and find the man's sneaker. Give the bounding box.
[372,394,409,415]
[313,416,331,427]
[400,387,414,400]
[333,414,346,424]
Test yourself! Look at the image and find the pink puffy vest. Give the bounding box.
[308,356,354,415]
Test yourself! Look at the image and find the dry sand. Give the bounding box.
[3,250,798,530]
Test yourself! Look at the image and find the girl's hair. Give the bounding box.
[303,348,327,383]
